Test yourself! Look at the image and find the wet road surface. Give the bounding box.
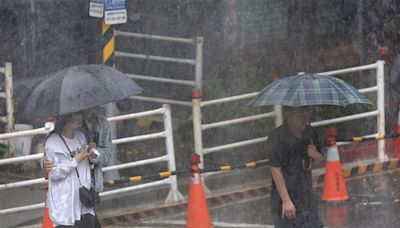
[127,169,400,228]
[8,165,400,228]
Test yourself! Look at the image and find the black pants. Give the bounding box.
[56,213,96,228]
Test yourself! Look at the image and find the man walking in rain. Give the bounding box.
[267,106,324,227]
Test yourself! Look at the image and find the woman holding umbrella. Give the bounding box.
[24,64,143,227]
[45,114,98,227]
[44,107,110,227]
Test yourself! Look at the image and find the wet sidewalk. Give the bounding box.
[100,163,400,228]
[4,157,400,227]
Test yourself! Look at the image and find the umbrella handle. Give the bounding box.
[302,158,313,171]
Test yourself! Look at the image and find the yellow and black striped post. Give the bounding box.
[101,20,119,181]
[102,21,115,67]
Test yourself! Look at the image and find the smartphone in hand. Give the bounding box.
[81,144,90,153]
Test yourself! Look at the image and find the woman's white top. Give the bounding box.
[45,131,95,226]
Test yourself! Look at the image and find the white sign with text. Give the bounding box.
[104,0,127,25]
[89,0,104,18]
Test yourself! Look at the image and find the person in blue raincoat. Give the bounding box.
[267,106,324,228]
[77,107,112,193]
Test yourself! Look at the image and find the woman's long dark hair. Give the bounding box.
[45,114,74,143]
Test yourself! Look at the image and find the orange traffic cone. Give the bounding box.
[321,126,349,201]
[42,206,53,228]
[42,178,54,228]
[186,154,212,228]
[396,101,400,159]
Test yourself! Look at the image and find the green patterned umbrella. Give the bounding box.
[251,73,373,107]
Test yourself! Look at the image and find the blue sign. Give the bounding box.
[104,0,127,24]
[105,0,126,11]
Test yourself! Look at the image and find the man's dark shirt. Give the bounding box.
[267,121,322,213]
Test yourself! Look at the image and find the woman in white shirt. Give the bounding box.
[45,114,98,228]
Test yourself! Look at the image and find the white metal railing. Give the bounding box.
[191,61,386,182]
[0,62,15,155]
[311,60,386,160]
[192,90,283,169]
[0,104,184,215]
[114,30,203,106]
[106,104,184,203]
[0,122,54,141]
[0,122,54,196]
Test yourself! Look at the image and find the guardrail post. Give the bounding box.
[163,104,184,203]
[271,76,282,127]
[191,90,212,195]
[195,37,203,92]
[4,63,15,156]
[192,89,204,169]
[274,105,283,127]
[4,63,14,134]
[376,60,386,161]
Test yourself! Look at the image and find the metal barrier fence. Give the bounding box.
[103,104,183,203]
[0,104,183,215]
[192,89,283,170]
[0,61,387,216]
[104,159,270,187]
[311,61,386,160]
[0,62,15,154]
[192,61,386,179]
[114,30,203,107]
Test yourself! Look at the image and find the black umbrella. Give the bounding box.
[25,64,143,118]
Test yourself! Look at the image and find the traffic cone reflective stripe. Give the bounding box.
[321,127,349,201]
